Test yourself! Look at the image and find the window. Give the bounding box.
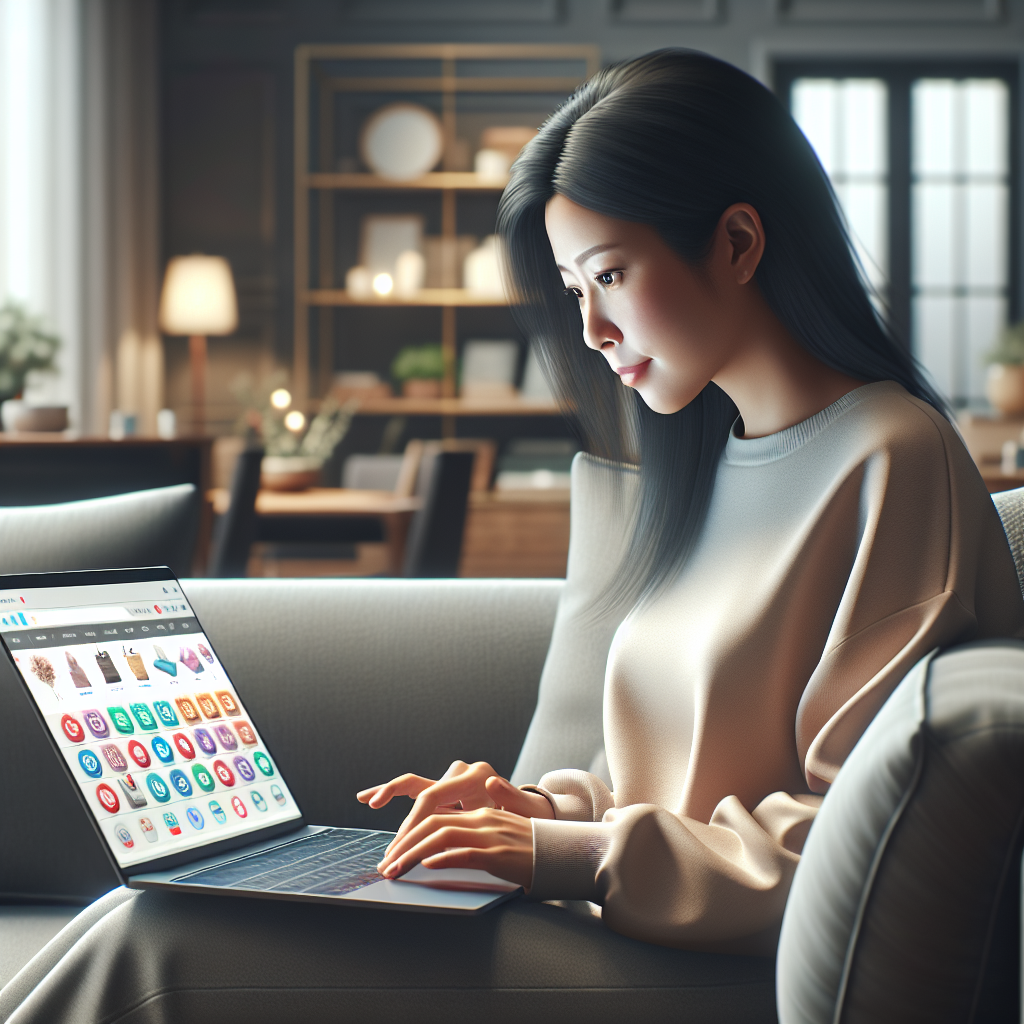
[777,62,1018,408]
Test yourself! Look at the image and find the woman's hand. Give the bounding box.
[356,760,554,888]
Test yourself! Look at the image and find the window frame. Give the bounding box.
[774,59,1020,378]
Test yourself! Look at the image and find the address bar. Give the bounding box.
[27,606,135,627]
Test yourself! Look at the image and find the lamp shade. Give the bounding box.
[159,255,238,335]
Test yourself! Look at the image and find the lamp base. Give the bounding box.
[189,334,207,434]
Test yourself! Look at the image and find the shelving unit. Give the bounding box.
[293,43,599,432]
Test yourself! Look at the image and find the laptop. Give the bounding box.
[2,566,520,914]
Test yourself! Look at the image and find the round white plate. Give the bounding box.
[360,103,444,181]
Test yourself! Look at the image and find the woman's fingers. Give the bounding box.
[483,775,555,819]
[355,773,436,809]
[378,807,535,889]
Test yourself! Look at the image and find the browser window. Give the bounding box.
[2,579,301,868]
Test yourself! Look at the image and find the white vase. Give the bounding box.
[1,399,24,432]
[986,364,1024,416]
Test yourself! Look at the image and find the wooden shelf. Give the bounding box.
[349,396,560,416]
[305,288,506,307]
[306,172,507,191]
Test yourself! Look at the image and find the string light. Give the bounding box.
[269,388,291,410]
[284,410,306,432]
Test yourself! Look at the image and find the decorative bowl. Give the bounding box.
[261,456,323,492]
[13,405,69,432]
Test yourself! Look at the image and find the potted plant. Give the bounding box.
[986,322,1024,416]
[0,301,62,431]
[232,373,358,491]
[391,343,445,398]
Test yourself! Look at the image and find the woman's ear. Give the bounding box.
[719,203,766,285]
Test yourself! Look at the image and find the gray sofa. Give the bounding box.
[2,461,1024,1023]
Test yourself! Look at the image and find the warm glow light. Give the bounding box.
[372,272,394,296]
[270,388,291,410]
[284,410,306,432]
[158,255,238,335]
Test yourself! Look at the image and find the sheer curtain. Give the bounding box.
[0,0,161,435]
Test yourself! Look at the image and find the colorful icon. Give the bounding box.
[232,755,255,783]
[168,769,193,797]
[174,696,201,723]
[234,721,257,746]
[212,759,235,787]
[114,825,134,849]
[150,735,174,764]
[214,725,237,751]
[195,692,221,720]
[95,782,120,813]
[106,706,134,734]
[171,732,195,760]
[145,773,171,803]
[128,703,158,731]
[185,806,204,830]
[60,714,85,743]
[127,740,151,768]
[253,751,274,777]
[215,689,238,716]
[199,644,215,664]
[100,743,128,772]
[251,790,267,812]
[192,727,217,756]
[152,700,178,727]
[82,709,110,739]
[208,800,227,824]
[270,784,286,807]
[162,811,182,835]
[117,773,148,808]
[139,816,158,843]
[78,749,102,779]
[191,763,216,793]
[230,795,247,818]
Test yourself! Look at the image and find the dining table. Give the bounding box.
[207,486,422,575]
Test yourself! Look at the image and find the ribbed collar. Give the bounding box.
[723,381,899,467]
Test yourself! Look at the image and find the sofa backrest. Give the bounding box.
[0,577,560,903]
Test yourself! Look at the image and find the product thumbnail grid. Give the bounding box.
[14,627,300,868]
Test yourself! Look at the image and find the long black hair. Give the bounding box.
[497,49,948,608]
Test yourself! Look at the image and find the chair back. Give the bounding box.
[402,449,474,577]
[208,446,264,577]
[992,485,1024,596]
[0,484,199,576]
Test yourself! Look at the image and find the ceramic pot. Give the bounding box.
[15,405,69,432]
[261,456,322,492]
[986,364,1024,416]
[402,378,442,398]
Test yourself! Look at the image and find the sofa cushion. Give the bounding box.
[0,578,561,902]
[777,640,1024,1023]
[511,453,638,786]
[0,906,81,990]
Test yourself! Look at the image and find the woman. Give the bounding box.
[358,49,1024,953]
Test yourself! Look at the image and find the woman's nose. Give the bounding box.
[582,305,622,352]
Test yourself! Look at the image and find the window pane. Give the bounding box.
[911,77,1010,406]
[792,77,889,288]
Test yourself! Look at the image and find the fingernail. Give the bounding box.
[383,863,398,877]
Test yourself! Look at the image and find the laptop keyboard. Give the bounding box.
[173,828,394,897]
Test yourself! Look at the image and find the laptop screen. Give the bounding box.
[1,573,302,868]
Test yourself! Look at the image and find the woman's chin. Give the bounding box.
[634,387,695,416]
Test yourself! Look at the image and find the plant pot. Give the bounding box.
[14,405,68,432]
[261,456,323,492]
[402,378,443,398]
[986,363,1024,416]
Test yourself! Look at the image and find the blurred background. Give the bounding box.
[2,0,1024,580]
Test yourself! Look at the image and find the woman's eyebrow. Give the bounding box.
[555,243,620,273]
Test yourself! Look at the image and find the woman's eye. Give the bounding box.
[563,286,583,300]
[595,271,620,287]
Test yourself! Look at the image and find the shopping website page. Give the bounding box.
[1,578,301,869]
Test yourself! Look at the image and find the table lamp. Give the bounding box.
[158,255,238,433]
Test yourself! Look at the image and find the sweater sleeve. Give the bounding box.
[526,404,1024,952]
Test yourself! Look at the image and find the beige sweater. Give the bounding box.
[527,382,1024,954]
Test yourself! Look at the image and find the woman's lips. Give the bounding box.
[614,359,651,387]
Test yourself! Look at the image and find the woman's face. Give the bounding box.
[544,194,757,415]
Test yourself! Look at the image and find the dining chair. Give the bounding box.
[402,449,475,578]
[207,446,264,577]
